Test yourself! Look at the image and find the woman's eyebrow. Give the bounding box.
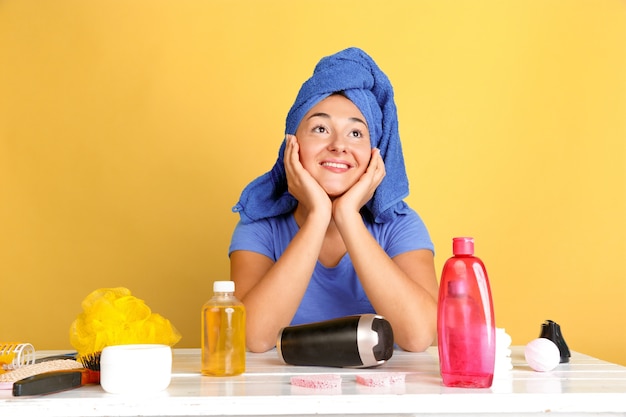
[306,113,367,126]
[306,112,331,120]
[349,117,367,126]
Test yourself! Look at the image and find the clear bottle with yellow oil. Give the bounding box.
[201,281,246,376]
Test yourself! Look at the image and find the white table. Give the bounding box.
[1,347,625,416]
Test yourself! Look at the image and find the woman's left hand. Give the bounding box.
[332,148,385,219]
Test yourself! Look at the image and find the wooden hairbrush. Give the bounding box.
[0,352,101,396]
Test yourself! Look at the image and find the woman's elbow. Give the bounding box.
[397,327,437,352]
[246,336,276,353]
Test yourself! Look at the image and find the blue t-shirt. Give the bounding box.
[228,208,433,326]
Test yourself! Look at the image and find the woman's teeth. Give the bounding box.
[322,162,349,169]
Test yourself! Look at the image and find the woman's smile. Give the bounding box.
[320,159,353,171]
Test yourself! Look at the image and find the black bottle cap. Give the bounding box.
[539,320,571,363]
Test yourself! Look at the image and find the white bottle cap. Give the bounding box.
[214,280,235,293]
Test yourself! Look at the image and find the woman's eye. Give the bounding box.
[350,130,363,138]
[313,126,327,134]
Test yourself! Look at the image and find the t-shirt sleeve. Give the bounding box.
[228,219,276,261]
[380,209,434,258]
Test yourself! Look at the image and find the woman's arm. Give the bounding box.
[231,136,331,352]
[333,149,438,352]
[230,213,326,352]
[334,214,438,351]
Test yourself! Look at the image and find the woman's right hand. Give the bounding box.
[284,134,332,221]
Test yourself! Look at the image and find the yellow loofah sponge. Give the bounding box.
[69,287,182,360]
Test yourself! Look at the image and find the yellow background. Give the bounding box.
[1,1,625,366]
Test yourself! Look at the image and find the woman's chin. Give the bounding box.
[321,181,358,198]
[325,188,348,199]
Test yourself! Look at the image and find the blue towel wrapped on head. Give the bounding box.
[233,47,410,224]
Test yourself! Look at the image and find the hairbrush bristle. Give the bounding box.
[0,359,83,383]
[78,352,101,371]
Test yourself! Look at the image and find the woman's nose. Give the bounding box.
[328,133,347,152]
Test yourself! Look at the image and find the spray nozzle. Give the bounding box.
[539,319,570,363]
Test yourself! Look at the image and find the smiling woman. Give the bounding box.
[229,47,438,353]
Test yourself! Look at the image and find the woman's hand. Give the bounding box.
[284,135,332,221]
[332,148,385,220]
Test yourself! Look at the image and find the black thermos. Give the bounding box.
[276,314,394,368]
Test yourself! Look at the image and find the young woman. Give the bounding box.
[229,48,438,353]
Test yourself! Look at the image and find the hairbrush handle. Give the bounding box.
[12,369,99,396]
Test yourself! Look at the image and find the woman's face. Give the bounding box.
[295,94,372,198]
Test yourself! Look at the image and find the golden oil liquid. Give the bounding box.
[201,300,246,376]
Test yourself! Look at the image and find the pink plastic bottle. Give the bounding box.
[437,237,495,388]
